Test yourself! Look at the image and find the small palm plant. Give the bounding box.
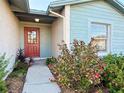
[16,49,26,62]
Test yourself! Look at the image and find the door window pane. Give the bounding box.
[28,31,37,44]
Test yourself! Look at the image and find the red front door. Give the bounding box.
[24,27,40,57]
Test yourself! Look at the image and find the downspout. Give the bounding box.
[49,10,65,18]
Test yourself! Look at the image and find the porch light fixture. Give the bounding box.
[35,18,40,22]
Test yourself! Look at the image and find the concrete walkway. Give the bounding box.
[22,60,61,93]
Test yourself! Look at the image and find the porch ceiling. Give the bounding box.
[14,12,57,24]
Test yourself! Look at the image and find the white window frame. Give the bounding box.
[88,19,112,56]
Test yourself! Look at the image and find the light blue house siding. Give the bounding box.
[70,1,124,54]
[20,22,52,58]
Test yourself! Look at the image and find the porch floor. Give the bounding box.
[22,60,61,93]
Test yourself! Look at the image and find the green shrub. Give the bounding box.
[9,61,28,78]
[0,54,8,93]
[9,49,28,78]
[102,54,124,93]
[51,40,105,92]
[46,57,57,66]
[0,81,7,93]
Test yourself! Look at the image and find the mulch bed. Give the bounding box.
[61,89,76,93]
[61,87,109,93]
[5,62,28,93]
[6,77,25,93]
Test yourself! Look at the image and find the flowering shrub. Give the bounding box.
[51,40,105,92]
[102,54,124,93]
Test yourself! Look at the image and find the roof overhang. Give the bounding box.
[49,0,95,12]
[14,12,57,24]
[106,0,124,13]
[49,0,124,14]
[8,0,29,12]
[50,0,94,8]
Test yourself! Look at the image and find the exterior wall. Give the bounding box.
[0,0,20,72]
[51,18,64,57]
[70,1,124,54]
[51,10,65,57]
[20,22,52,58]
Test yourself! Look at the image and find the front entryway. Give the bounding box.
[24,27,40,57]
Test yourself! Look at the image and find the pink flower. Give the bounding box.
[95,73,100,79]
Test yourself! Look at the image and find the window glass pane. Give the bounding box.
[91,23,107,38]
[91,23,108,51]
